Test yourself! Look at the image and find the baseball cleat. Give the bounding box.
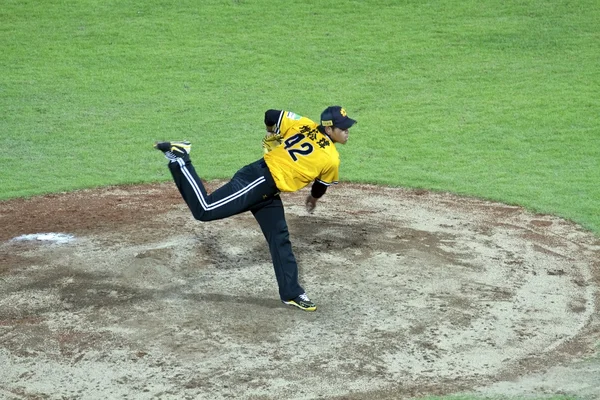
[282,293,317,312]
[154,141,191,162]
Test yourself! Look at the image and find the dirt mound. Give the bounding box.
[1,182,599,399]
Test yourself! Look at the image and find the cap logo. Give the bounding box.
[322,120,333,126]
[340,108,347,117]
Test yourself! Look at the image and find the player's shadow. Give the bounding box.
[183,292,283,309]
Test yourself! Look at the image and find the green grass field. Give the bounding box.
[1,1,599,398]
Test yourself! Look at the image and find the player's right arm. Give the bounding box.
[305,181,327,213]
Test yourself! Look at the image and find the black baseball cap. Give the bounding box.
[320,106,357,130]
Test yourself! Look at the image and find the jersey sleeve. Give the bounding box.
[264,110,311,138]
[310,180,328,198]
[317,159,340,186]
[264,110,283,129]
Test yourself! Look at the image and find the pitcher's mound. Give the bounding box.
[1,182,599,399]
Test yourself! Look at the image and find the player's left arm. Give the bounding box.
[264,109,309,138]
[262,109,310,153]
[263,110,284,153]
[264,109,283,134]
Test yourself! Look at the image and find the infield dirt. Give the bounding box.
[1,182,599,399]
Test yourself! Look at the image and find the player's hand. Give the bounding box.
[305,195,318,214]
[262,133,283,154]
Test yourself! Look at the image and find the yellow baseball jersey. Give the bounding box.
[263,111,340,192]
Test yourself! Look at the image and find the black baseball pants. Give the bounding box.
[168,157,305,301]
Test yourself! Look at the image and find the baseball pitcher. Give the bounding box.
[154,106,357,311]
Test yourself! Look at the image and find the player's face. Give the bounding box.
[329,126,349,144]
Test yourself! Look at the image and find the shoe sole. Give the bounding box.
[154,141,191,154]
[282,300,317,312]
